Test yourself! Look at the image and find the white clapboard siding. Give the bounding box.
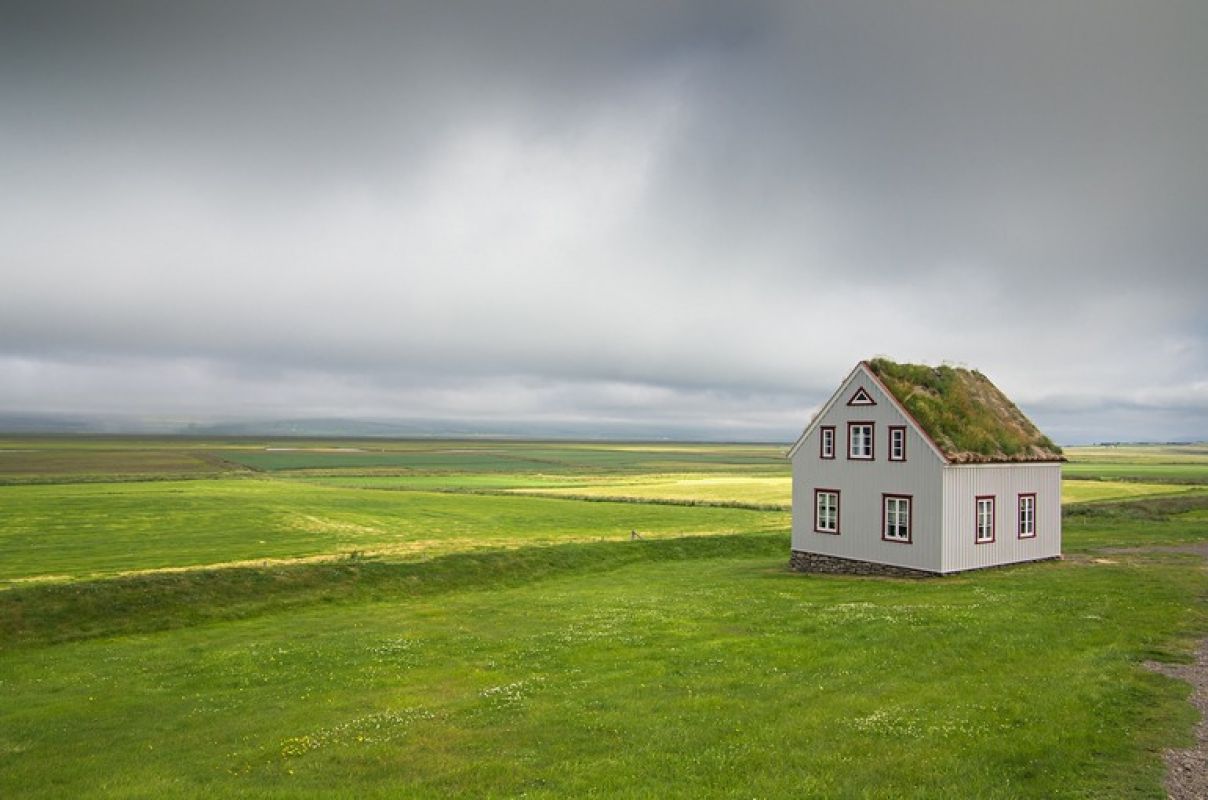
[940,463,1062,573]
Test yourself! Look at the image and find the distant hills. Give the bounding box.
[0,412,784,442]
[2,412,1199,446]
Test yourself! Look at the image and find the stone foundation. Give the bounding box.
[789,550,938,578]
[790,550,1063,577]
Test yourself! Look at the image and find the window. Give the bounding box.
[848,422,874,460]
[820,426,835,459]
[1018,494,1036,538]
[882,494,912,543]
[888,426,906,461]
[814,489,840,534]
[976,496,995,543]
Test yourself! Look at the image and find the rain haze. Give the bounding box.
[2,1,1206,442]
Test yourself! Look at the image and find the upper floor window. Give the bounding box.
[888,426,906,461]
[814,489,839,534]
[820,426,835,459]
[883,494,912,543]
[976,496,996,543]
[848,422,874,460]
[1018,494,1036,538]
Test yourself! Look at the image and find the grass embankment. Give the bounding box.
[0,532,785,649]
[1064,493,1208,552]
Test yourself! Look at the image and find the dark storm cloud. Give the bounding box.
[1,1,1205,440]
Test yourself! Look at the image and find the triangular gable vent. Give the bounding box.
[847,386,876,406]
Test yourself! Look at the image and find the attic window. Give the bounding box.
[820,426,835,459]
[888,426,906,461]
[847,386,876,406]
[848,422,873,460]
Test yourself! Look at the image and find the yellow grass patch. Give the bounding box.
[1061,480,1202,504]
[286,513,383,536]
[507,473,791,506]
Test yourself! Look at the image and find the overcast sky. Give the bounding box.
[2,1,1205,442]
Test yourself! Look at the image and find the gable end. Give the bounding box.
[786,362,948,464]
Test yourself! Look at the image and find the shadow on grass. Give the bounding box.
[0,531,788,650]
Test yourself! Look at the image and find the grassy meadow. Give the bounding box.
[1,437,1206,797]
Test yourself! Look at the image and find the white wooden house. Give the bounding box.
[788,359,1064,575]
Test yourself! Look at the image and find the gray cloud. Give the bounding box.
[2,1,1206,441]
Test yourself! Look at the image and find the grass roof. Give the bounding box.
[866,359,1064,464]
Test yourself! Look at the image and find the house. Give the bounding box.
[787,359,1064,576]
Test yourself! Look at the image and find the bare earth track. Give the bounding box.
[1141,542,1208,800]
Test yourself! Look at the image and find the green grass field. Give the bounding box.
[0,479,786,585]
[1065,444,1208,484]
[1,438,1206,797]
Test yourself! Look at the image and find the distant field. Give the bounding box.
[297,474,587,492]
[1065,444,1208,485]
[1063,462,1208,484]
[1064,444,1208,464]
[6,437,1206,503]
[217,443,788,474]
[1060,480,1202,504]
[302,472,793,508]
[305,471,1200,508]
[505,474,791,507]
[510,475,1201,508]
[0,446,237,479]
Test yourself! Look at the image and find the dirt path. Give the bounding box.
[1136,542,1208,800]
[1114,542,1208,559]
[1147,641,1208,800]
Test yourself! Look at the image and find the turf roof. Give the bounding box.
[866,359,1064,464]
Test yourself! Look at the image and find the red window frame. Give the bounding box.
[881,493,912,543]
[819,426,836,460]
[847,421,874,461]
[888,425,906,462]
[975,495,996,544]
[813,488,840,534]
[1017,493,1037,539]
